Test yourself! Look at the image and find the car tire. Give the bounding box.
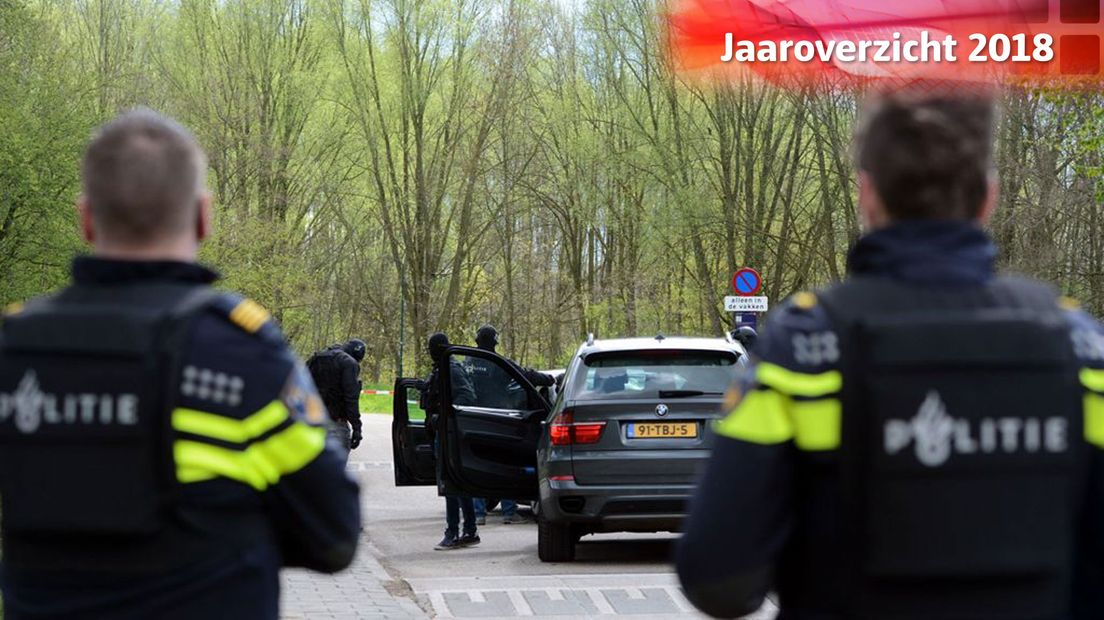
[538,514,576,562]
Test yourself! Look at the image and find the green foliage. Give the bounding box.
[1,0,1100,387]
[358,384,395,415]
[0,1,93,302]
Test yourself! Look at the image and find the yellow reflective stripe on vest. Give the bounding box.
[1085,392,1104,449]
[790,398,842,450]
[172,401,289,444]
[714,390,794,445]
[715,383,842,451]
[757,362,842,398]
[1081,368,1104,394]
[176,467,218,483]
[175,440,269,489]
[175,422,326,489]
[249,423,326,480]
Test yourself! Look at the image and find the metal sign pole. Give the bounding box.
[397,271,406,378]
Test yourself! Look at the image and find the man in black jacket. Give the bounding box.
[419,332,480,550]
[0,109,360,619]
[307,339,366,459]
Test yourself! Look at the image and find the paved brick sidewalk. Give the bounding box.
[280,539,427,619]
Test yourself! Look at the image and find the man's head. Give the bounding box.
[475,324,498,352]
[343,339,367,363]
[855,87,997,230]
[427,332,450,364]
[79,108,211,260]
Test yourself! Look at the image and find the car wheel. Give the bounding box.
[538,513,576,562]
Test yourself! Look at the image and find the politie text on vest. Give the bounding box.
[884,390,1068,467]
[0,370,139,433]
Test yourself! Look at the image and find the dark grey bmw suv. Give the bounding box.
[392,334,748,562]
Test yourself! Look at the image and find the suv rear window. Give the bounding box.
[568,350,739,401]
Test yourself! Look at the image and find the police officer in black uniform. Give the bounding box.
[677,88,1104,619]
[0,109,361,619]
[307,339,366,458]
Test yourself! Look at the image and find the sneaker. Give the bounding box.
[435,533,463,551]
[475,516,486,526]
[458,533,481,547]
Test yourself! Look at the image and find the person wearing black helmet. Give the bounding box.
[419,332,479,550]
[473,325,555,391]
[306,338,366,459]
[476,324,499,350]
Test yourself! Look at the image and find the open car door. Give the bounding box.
[392,377,436,486]
[437,346,550,500]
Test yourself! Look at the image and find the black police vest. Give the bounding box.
[0,282,260,572]
[818,275,1083,620]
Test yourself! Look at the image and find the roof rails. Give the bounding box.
[586,333,595,346]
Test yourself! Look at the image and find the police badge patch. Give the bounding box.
[281,364,327,426]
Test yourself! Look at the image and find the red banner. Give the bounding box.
[667,0,1102,89]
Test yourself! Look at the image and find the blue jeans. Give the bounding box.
[436,437,477,537]
[474,499,518,517]
[326,421,351,464]
[446,496,476,537]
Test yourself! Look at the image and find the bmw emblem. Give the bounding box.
[655,404,669,417]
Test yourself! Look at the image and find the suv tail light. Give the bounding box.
[573,420,606,444]
[549,411,573,445]
[549,410,606,445]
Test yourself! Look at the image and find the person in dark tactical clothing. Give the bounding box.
[470,325,555,393]
[677,88,1104,620]
[0,109,360,620]
[307,339,366,459]
[468,324,554,524]
[419,332,480,550]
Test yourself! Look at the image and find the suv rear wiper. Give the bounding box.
[657,390,723,398]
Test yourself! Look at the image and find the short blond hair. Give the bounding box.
[81,108,207,243]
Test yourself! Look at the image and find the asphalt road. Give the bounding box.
[355,414,778,619]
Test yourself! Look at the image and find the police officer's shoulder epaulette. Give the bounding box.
[228,298,271,334]
[2,295,58,322]
[1058,295,1080,311]
[753,289,837,371]
[206,294,279,342]
[3,301,23,318]
[789,291,818,311]
[773,290,832,329]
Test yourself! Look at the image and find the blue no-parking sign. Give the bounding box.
[732,268,762,296]
[726,268,767,332]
